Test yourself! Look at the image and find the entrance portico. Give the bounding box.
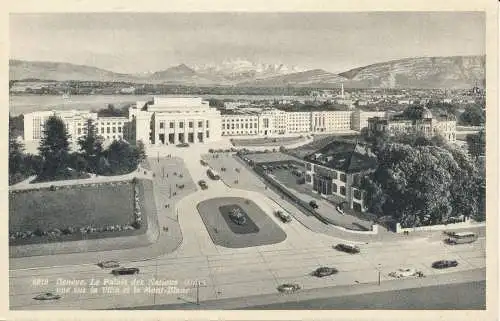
[129,97,221,146]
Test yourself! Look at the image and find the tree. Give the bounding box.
[9,126,26,184]
[466,130,485,158]
[77,118,103,173]
[134,140,147,164]
[103,140,142,175]
[9,114,24,139]
[9,130,25,175]
[38,115,71,179]
[460,105,485,126]
[364,143,465,227]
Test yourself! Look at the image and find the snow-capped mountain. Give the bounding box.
[191,58,307,82]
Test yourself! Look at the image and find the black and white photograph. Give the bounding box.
[5,3,497,318]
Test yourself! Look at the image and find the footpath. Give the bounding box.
[9,157,191,270]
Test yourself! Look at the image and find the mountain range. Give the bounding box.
[10,55,485,89]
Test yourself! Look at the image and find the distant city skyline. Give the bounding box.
[10,12,485,74]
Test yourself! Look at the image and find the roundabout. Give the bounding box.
[197,197,286,248]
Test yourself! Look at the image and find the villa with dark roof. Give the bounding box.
[303,141,377,212]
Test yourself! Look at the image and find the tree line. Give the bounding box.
[360,130,485,227]
[9,115,146,185]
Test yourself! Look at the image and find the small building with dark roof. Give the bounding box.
[303,141,377,212]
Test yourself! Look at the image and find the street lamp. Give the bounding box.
[377,263,382,286]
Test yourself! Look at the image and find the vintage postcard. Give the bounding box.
[2,0,498,320]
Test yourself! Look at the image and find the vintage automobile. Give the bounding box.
[388,267,418,278]
[334,243,360,254]
[309,200,319,209]
[198,180,208,190]
[97,260,120,269]
[33,292,61,301]
[111,267,140,275]
[312,267,339,277]
[277,283,301,293]
[275,210,292,223]
[432,260,459,269]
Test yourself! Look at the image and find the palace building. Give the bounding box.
[22,97,457,153]
[367,107,456,142]
[129,97,222,145]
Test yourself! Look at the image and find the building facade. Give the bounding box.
[367,108,456,142]
[303,142,378,212]
[130,97,222,145]
[351,109,387,131]
[221,112,260,136]
[23,110,129,151]
[220,109,357,137]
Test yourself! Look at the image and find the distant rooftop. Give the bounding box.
[304,141,377,173]
[219,109,260,116]
[139,96,208,112]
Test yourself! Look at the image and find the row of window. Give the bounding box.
[222,130,257,136]
[77,127,122,135]
[222,118,258,122]
[223,123,258,129]
[159,120,209,129]
[78,122,124,126]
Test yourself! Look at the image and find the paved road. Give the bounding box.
[9,142,488,310]
[245,281,486,310]
[119,268,486,310]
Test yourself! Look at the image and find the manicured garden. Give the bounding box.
[9,179,148,245]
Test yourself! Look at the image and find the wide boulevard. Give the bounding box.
[9,140,487,310]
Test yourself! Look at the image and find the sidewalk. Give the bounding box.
[9,165,152,191]
[9,158,195,269]
[124,268,486,310]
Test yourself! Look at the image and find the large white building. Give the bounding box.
[23,110,130,151]
[130,97,221,145]
[23,98,457,152]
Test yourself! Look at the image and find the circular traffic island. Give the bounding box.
[197,197,286,248]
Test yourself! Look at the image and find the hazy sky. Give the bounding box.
[10,12,485,74]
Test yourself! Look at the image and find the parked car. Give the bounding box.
[388,267,418,278]
[334,243,360,254]
[336,202,347,215]
[277,283,301,293]
[176,143,190,147]
[312,267,338,277]
[33,292,61,301]
[97,260,120,269]
[198,180,208,190]
[228,208,247,225]
[111,267,140,275]
[275,210,292,223]
[309,200,319,209]
[432,260,459,269]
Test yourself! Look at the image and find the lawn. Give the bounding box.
[197,197,286,248]
[8,181,147,245]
